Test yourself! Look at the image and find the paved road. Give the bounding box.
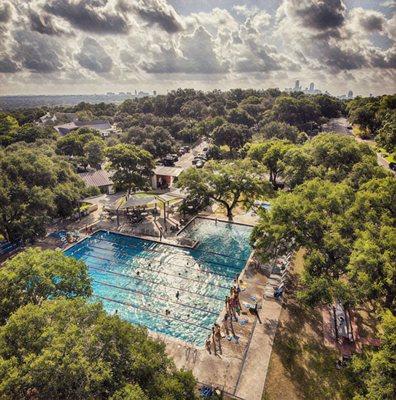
[322,117,350,135]
[175,140,208,170]
[325,118,395,176]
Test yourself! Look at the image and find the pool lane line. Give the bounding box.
[76,237,244,273]
[79,250,231,290]
[88,264,225,302]
[92,279,218,316]
[93,294,212,332]
[84,244,235,279]
[91,234,248,265]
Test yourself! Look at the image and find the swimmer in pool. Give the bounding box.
[165,309,170,316]
[176,291,180,300]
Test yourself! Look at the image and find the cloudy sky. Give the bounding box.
[0,0,395,96]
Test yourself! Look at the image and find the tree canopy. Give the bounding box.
[0,298,196,400]
[178,160,270,218]
[0,248,92,323]
[0,143,90,242]
[106,144,154,194]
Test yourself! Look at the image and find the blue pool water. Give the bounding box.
[64,218,253,345]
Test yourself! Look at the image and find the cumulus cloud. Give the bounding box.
[0,0,394,96]
[0,55,19,73]
[76,37,113,73]
[0,2,12,23]
[350,8,386,33]
[142,26,228,73]
[13,30,64,73]
[29,10,71,36]
[133,0,184,33]
[44,0,130,34]
[281,0,346,34]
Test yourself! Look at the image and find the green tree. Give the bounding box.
[248,140,295,188]
[84,138,106,168]
[0,298,197,400]
[212,123,251,153]
[314,94,344,119]
[350,310,396,400]
[347,226,395,309]
[375,113,396,153]
[178,160,269,219]
[106,144,154,194]
[0,143,86,242]
[270,96,321,131]
[1,123,57,145]
[256,121,300,143]
[227,108,255,127]
[0,248,91,322]
[0,113,19,137]
[252,179,354,306]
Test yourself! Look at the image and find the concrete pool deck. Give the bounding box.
[40,211,283,400]
[150,261,284,400]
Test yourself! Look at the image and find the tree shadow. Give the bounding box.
[271,291,354,399]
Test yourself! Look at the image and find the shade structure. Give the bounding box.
[121,195,157,209]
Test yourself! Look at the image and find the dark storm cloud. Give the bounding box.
[320,42,368,71]
[76,37,113,73]
[0,56,18,73]
[13,30,63,73]
[29,10,69,36]
[44,0,130,34]
[293,0,346,31]
[359,13,385,32]
[0,2,11,23]
[133,0,184,33]
[369,48,396,69]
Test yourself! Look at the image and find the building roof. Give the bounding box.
[54,120,111,135]
[78,169,113,188]
[153,166,183,177]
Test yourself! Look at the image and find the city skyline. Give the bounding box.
[0,1,395,96]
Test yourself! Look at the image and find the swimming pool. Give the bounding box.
[64,218,253,345]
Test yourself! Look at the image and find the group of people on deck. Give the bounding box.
[206,277,242,356]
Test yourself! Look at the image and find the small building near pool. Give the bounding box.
[151,166,183,189]
[78,169,114,194]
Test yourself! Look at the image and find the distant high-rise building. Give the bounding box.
[294,80,300,91]
[153,90,157,96]
[348,90,353,98]
[309,82,315,92]
[134,89,137,95]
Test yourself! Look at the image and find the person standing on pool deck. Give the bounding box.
[222,314,230,336]
[205,335,212,354]
[228,296,238,321]
[214,324,222,355]
[212,327,217,356]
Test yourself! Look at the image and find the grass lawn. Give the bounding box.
[262,250,354,400]
[377,148,396,163]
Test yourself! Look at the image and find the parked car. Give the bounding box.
[196,160,204,168]
[161,156,175,166]
[179,148,186,155]
[167,153,179,161]
[203,147,208,151]
[347,125,353,130]
[389,162,396,171]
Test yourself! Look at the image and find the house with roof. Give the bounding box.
[54,120,116,136]
[151,166,183,189]
[78,169,114,194]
